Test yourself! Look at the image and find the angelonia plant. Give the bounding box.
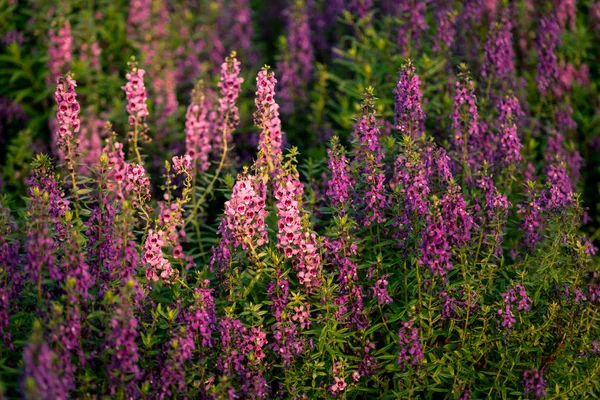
[1,1,600,399]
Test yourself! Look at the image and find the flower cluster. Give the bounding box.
[221,174,268,250]
[450,76,480,174]
[483,8,515,81]
[122,65,149,122]
[184,82,212,172]
[393,61,425,139]
[54,75,81,158]
[523,368,547,399]
[535,16,561,97]
[143,230,175,283]
[326,136,353,211]
[354,96,388,225]
[215,52,244,149]
[48,20,73,82]
[397,320,424,370]
[274,174,321,288]
[255,66,283,175]
[278,0,314,113]
[498,284,532,330]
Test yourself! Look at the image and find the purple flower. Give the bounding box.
[498,284,531,330]
[105,281,140,397]
[371,275,393,305]
[535,16,561,97]
[420,199,453,278]
[517,185,544,251]
[483,8,515,81]
[161,327,196,397]
[186,284,217,348]
[393,61,425,139]
[495,94,522,167]
[523,368,547,399]
[396,0,428,56]
[441,183,474,248]
[23,326,67,400]
[397,320,424,370]
[326,136,354,212]
[353,92,388,226]
[433,1,457,53]
[348,0,373,18]
[476,175,510,256]
[277,0,314,114]
[450,76,480,175]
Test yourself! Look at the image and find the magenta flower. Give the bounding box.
[397,0,428,56]
[143,230,175,283]
[433,1,457,53]
[450,76,480,175]
[394,61,425,139]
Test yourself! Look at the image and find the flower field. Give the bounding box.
[1,0,600,398]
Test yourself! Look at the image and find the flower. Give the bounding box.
[172,155,192,175]
[523,368,547,399]
[393,61,425,139]
[277,0,314,114]
[122,66,149,122]
[255,66,283,176]
[185,82,212,172]
[326,136,353,211]
[54,74,81,164]
[214,52,244,151]
[483,8,515,81]
[397,320,424,370]
[48,19,73,83]
[221,174,268,250]
[535,16,561,97]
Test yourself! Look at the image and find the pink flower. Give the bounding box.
[172,155,192,175]
[255,66,283,176]
[122,67,149,122]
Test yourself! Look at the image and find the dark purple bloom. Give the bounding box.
[397,320,424,370]
[433,0,457,53]
[483,8,515,81]
[523,368,547,399]
[396,0,428,56]
[278,0,314,114]
[23,329,67,400]
[535,16,561,97]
